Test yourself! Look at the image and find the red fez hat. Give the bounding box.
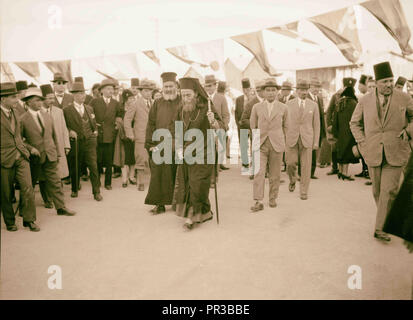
[74,77,84,83]
[343,77,356,88]
[395,76,407,86]
[16,81,28,91]
[40,84,54,97]
[241,78,251,89]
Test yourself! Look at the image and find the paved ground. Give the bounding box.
[1,161,412,300]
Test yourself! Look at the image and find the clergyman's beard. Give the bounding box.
[182,99,196,112]
[163,91,177,101]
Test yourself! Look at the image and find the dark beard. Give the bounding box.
[182,99,196,112]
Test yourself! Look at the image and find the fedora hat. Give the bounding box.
[261,78,279,89]
[70,82,86,93]
[204,74,218,85]
[40,84,54,97]
[0,82,18,97]
[295,79,310,90]
[281,81,293,90]
[99,79,116,90]
[16,80,28,92]
[131,78,140,87]
[21,87,44,101]
[138,79,154,90]
[310,78,321,88]
[51,73,68,83]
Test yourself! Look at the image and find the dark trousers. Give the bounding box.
[97,142,114,187]
[1,157,36,226]
[332,150,338,171]
[361,156,368,173]
[30,157,65,210]
[68,137,100,194]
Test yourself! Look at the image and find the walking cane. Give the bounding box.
[71,135,78,192]
[208,98,219,225]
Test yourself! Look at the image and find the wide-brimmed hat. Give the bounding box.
[99,79,116,90]
[0,82,18,97]
[40,84,54,97]
[138,79,154,90]
[204,74,218,85]
[374,61,393,81]
[160,72,177,83]
[131,78,140,87]
[261,78,279,89]
[16,80,28,92]
[295,79,310,90]
[281,81,293,90]
[254,80,265,90]
[310,78,321,88]
[70,82,86,93]
[21,87,44,101]
[51,73,68,83]
[343,77,357,88]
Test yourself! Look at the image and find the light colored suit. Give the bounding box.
[285,97,320,197]
[124,96,151,183]
[250,100,288,201]
[350,89,413,230]
[43,106,70,178]
[211,92,230,130]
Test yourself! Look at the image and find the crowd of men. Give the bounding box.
[1,61,412,241]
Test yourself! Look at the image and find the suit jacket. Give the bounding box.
[350,90,413,167]
[63,103,97,140]
[250,100,288,152]
[286,98,320,149]
[13,100,27,117]
[90,97,121,143]
[0,108,30,168]
[54,93,74,109]
[308,93,326,142]
[278,93,295,104]
[124,96,151,144]
[20,110,60,163]
[211,93,230,130]
[240,96,260,130]
[45,106,70,177]
[235,95,245,127]
[84,94,93,105]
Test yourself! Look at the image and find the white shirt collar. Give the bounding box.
[42,106,51,113]
[298,97,305,105]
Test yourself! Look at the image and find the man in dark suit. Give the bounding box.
[14,80,28,116]
[20,88,75,216]
[63,82,102,201]
[235,78,252,168]
[306,78,326,179]
[51,73,74,109]
[89,79,122,189]
[278,81,295,103]
[74,77,93,105]
[0,82,39,232]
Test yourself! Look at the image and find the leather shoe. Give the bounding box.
[71,192,78,198]
[7,224,17,231]
[57,207,76,216]
[81,174,89,181]
[113,172,121,179]
[220,165,229,170]
[289,182,296,192]
[63,178,71,185]
[105,185,112,190]
[23,221,40,232]
[138,184,145,191]
[94,193,103,201]
[249,175,254,180]
[327,169,339,175]
[355,171,365,178]
[153,205,166,214]
[250,201,264,212]
[122,183,128,188]
[300,195,308,200]
[269,199,277,208]
[129,178,137,185]
[44,201,54,209]
[311,175,318,179]
[374,231,391,242]
[365,181,372,186]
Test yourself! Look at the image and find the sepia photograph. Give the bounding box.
[1,0,413,306]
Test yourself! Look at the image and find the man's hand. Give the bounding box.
[207,111,215,123]
[313,145,319,150]
[398,129,410,141]
[65,148,70,156]
[150,146,159,153]
[69,130,77,139]
[127,135,135,141]
[31,148,40,157]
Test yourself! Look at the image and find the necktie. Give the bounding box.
[37,113,45,136]
[299,100,304,119]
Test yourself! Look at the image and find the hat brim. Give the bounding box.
[204,81,217,85]
[70,90,86,93]
[0,92,18,97]
[99,84,115,90]
[21,94,44,101]
[51,80,68,83]
[138,86,154,90]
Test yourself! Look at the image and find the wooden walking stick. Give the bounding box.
[208,98,219,225]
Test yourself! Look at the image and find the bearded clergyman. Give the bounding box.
[171,77,224,230]
[144,72,181,214]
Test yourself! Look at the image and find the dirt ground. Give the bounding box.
[1,160,412,300]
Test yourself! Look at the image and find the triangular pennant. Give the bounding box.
[268,22,318,45]
[143,50,161,66]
